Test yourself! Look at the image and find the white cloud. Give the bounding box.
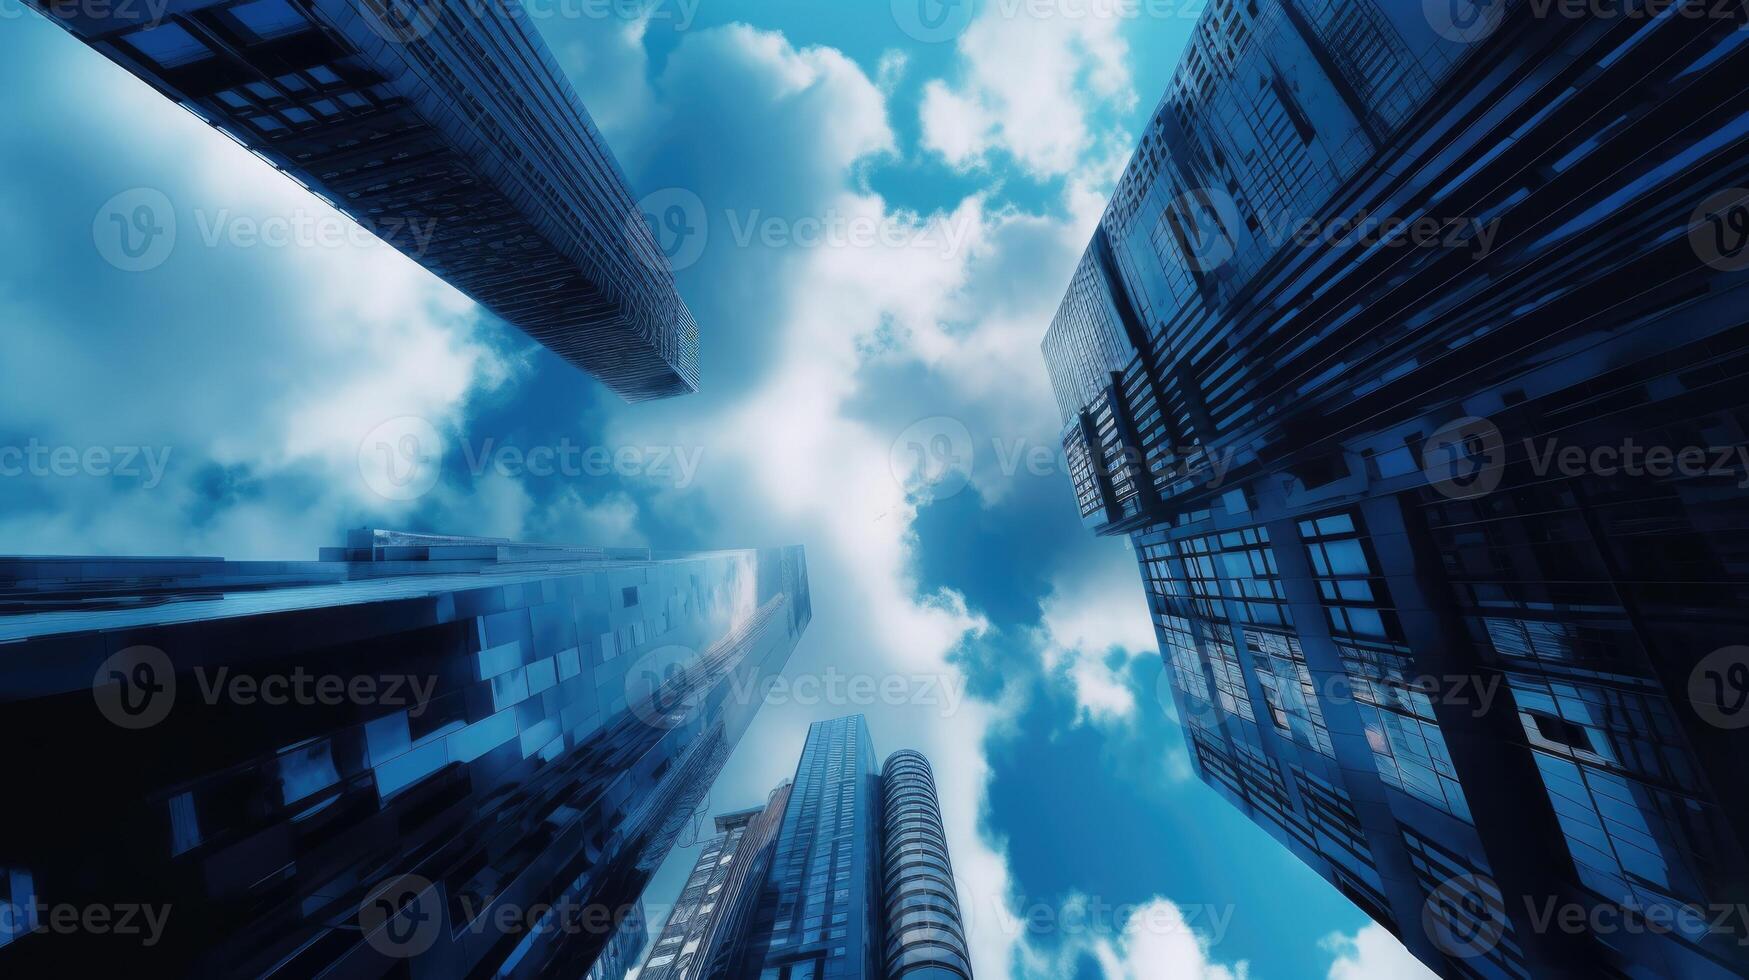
[0,21,516,558]
[1015,895,1248,980]
[1037,542,1157,724]
[1323,924,1437,980]
[920,5,1136,176]
[877,48,911,93]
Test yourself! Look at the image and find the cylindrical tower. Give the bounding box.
[880,750,973,979]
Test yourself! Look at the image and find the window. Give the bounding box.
[623,586,639,607]
[124,23,212,69]
[228,0,310,39]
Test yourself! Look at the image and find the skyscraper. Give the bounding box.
[29,0,699,401]
[734,715,886,979]
[638,784,793,980]
[1042,2,1749,978]
[636,716,973,980]
[0,529,810,976]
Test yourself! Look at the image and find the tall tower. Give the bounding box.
[0,529,810,976]
[734,715,886,979]
[880,751,971,980]
[638,716,974,979]
[1040,2,1749,977]
[638,782,793,980]
[26,0,700,401]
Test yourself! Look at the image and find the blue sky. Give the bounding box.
[1,2,1433,976]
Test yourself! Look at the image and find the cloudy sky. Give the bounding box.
[2,2,1434,976]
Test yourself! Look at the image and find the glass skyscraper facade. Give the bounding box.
[639,784,793,980]
[636,716,972,980]
[27,0,700,401]
[734,715,886,980]
[0,529,809,976]
[1042,2,1749,978]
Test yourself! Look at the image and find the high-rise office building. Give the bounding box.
[29,0,699,401]
[639,784,793,980]
[636,716,973,980]
[1043,2,1749,978]
[0,529,809,976]
[733,715,887,979]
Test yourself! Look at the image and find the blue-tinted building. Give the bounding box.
[636,716,973,980]
[638,783,793,980]
[1043,2,1749,977]
[0,529,809,976]
[879,749,968,980]
[585,899,648,980]
[733,715,886,980]
[28,0,699,401]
